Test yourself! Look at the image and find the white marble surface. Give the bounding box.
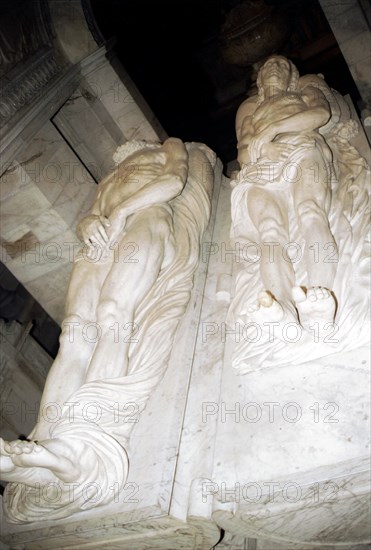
[206,143,370,546]
[2,146,369,547]
[0,119,95,323]
[210,347,370,545]
[0,148,222,548]
[80,48,167,144]
[1,42,370,546]
[169,154,370,547]
[170,171,232,525]
[229,57,370,374]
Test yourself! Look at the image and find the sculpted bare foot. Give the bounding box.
[244,290,300,342]
[1,438,56,484]
[292,286,337,336]
[246,291,285,323]
[1,438,80,484]
[4,439,55,469]
[0,437,17,474]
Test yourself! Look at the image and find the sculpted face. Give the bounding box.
[259,56,292,90]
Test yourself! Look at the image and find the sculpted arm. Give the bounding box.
[76,138,188,248]
[270,87,330,134]
[76,182,111,249]
[115,137,188,215]
[108,138,188,240]
[249,87,331,162]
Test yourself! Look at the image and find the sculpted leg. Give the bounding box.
[294,154,337,287]
[247,188,297,322]
[293,157,337,329]
[86,208,173,381]
[295,198,337,288]
[31,259,110,440]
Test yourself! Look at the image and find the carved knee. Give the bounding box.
[296,200,328,227]
[96,299,119,328]
[258,217,287,243]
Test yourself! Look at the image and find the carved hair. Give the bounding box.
[256,56,300,105]
[113,140,161,165]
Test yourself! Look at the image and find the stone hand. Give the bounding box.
[249,130,275,163]
[77,214,111,249]
[261,142,296,162]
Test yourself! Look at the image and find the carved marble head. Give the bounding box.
[113,140,162,165]
[256,55,299,103]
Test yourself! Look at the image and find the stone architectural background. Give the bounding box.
[0,1,370,548]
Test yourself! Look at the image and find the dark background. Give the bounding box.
[90,0,361,164]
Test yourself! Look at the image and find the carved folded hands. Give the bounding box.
[245,128,296,163]
[77,215,110,247]
[77,213,124,257]
[260,141,296,162]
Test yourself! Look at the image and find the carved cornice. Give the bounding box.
[0,0,54,79]
[0,49,62,128]
[0,0,64,129]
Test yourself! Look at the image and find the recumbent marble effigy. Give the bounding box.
[229,55,370,370]
[0,138,216,523]
[209,55,370,546]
